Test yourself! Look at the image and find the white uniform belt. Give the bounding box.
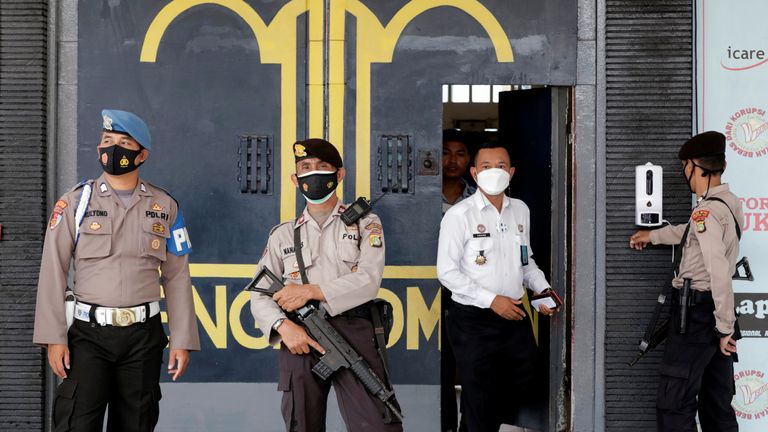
[74,301,160,327]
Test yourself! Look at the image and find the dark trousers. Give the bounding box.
[52,315,168,432]
[278,316,402,432]
[657,301,738,432]
[441,291,467,432]
[447,302,537,432]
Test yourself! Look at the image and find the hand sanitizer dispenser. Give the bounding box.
[636,162,662,227]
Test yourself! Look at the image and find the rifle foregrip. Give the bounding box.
[349,359,390,400]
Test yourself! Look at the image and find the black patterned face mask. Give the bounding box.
[99,145,143,175]
[297,170,338,204]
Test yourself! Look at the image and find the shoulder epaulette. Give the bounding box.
[360,211,380,222]
[143,180,179,205]
[67,179,93,194]
[269,221,291,236]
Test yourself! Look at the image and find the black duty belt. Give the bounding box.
[675,288,714,305]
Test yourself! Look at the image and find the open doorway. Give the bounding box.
[440,85,572,432]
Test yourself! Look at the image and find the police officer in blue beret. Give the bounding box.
[34,109,200,431]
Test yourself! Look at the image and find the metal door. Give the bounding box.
[75,1,576,430]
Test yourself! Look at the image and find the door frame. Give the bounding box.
[549,86,572,431]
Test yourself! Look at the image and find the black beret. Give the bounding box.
[678,131,726,160]
[293,138,343,168]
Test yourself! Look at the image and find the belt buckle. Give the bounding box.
[112,309,136,327]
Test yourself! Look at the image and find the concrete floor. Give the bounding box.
[499,426,539,432]
[455,386,541,432]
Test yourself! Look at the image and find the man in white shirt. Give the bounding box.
[437,142,557,432]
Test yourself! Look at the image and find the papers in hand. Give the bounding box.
[530,289,562,312]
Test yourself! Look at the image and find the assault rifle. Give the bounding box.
[245,267,403,422]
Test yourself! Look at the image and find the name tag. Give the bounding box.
[341,233,359,241]
[472,233,490,238]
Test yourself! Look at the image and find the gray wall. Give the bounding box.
[0,0,49,429]
[603,0,694,430]
[569,0,605,431]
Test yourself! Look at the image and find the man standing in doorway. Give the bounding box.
[442,129,476,214]
[437,142,557,432]
[629,131,742,432]
[34,109,200,431]
[250,138,401,432]
[440,129,475,432]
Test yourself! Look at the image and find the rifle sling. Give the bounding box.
[293,224,310,285]
[370,302,393,386]
[704,196,741,240]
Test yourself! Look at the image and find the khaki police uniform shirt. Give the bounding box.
[250,200,385,345]
[650,184,743,335]
[33,173,200,350]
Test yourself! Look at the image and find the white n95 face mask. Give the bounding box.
[476,168,511,196]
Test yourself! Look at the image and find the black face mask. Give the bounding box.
[297,170,339,203]
[682,160,713,197]
[682,160,696,194]
[99,145,143,175]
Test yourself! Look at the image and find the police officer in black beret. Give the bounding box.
[250,138,401,432]
[630,131,744,432]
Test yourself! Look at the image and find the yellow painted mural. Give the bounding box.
[142,2,537,354]
[140,0,513,220]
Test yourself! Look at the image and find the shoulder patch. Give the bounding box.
[364,221,383,234]
[692,209,710,233]
[48,197,71,231]
[48,212,63,230]
[692,209,710,221]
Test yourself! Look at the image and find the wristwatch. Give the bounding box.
[272,318,286,332]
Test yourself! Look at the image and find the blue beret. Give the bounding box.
[101,109,152,150]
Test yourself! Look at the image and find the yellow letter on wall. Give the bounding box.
[406,287,440,350]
